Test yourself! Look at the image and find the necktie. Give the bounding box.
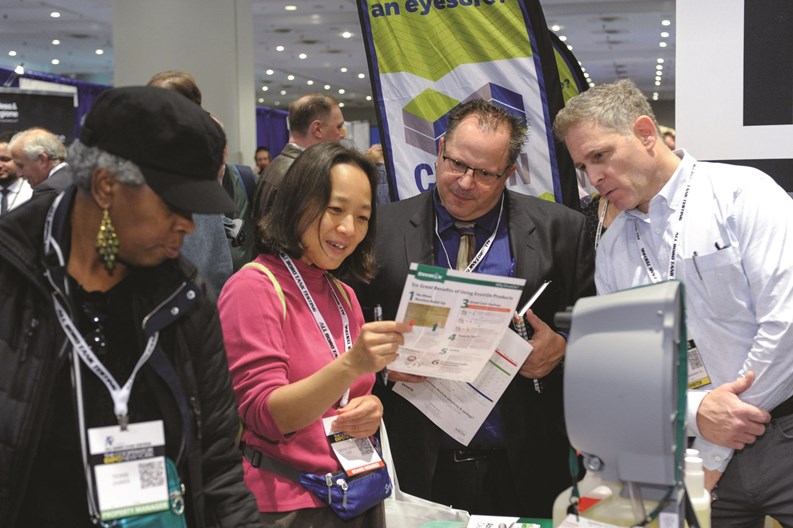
[454,221,476,271]
[0,188,9,215]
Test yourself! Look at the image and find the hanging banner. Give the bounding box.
[357,0,580,207]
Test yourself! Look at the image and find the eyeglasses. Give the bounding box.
[441,153,508,187]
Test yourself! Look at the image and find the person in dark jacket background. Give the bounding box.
[0,86,260,528]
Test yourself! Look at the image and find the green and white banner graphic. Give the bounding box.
[357,0,580,206]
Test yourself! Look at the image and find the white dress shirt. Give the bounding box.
[1,177,33,213]
[596,150,793,472]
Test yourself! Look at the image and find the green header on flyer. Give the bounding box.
[366,0,532,80]
[411,264,524,290]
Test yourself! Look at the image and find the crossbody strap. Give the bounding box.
[243,261,286,320]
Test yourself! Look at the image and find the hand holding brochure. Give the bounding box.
[390,263,525,382]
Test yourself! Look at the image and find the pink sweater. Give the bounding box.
[218,253,373,512]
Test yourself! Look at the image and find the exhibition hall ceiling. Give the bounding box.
[0,0,675,109]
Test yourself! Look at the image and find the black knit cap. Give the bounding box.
[79,85,234,214]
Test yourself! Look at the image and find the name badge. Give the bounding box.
[322,416,384,477]
[87,420,168,521]
[687,339,712,389]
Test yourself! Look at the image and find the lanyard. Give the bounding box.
[279,253,353,407]
[53,294,159,429]
[436,193,505,272]
[633,163,696,283]
[594,197,609,251]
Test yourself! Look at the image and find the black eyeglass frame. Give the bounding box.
[440,148,510,187]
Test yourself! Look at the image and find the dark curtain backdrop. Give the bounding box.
[255,105,289,158]
[0,67,110,139]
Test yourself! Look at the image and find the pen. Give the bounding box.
[374,304,388,384]
[514,281,551,394]
[518,280,551,317]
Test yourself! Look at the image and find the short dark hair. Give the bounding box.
[255,145,270,154]
[147,70,202,106]
[445,99,526,166]
[288,94,339,136]
[257,143,378,283]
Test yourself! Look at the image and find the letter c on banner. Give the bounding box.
[414,163,435,192]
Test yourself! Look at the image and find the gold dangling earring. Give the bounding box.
[96,208,119,274]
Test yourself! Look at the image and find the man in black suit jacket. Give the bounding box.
[357,100,594,518]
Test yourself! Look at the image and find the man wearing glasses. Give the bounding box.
[357,99,594,518]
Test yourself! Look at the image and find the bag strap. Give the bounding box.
[243,261,286,320]
[240,441,301,482]
[328,274,352,311]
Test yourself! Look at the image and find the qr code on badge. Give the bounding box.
[139,460,165,489]
[353,438,374,457]
[688,348,704,370]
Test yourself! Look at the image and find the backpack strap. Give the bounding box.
[328,274,352,311]
[243,261,286,321]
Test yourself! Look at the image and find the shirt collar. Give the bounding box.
[625,149,693,220]
[433,189,504,234]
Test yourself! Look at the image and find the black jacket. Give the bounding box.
[0,188,261,528]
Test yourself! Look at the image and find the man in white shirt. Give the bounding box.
[554,79,793,527]
[0,132,32,214]
[8,127,70,190]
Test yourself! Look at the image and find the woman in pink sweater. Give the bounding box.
[218,143,410,527]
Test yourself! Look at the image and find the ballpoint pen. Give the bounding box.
[513,281,551,393]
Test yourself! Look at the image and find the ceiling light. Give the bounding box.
[588,82,595,87]
[339,102,345,108]
[655,81,661,86]
[265,69,274,75]
[661,31,670,38]
[298,53,308,60]
[340,67,348,73]
[357,73,365,79]
[551,24,561,32]
[276,45,285,52]
[655,76,662,81]
[95,49,104,55]
[8,50,16,57]
[657,58,665,64]
[659,42,668,48]
[652,93,659,101]
[306,80,314,85]
[50,11,61,18]
[661,19,671,26]
[274,101,281,106]
[14,64,24,75]
[656,64,663,70]
[52,39,60,45]
[258,98,264,103]
[324,84,331,90]
[284,5,297,11]
[261,86,268,91]
[51,59,60,65]
[287,74,295,80]
[280,90,287,95]
[338,88,346,94]
[366,95,372,101]
[341,31,353,39]
[567,45,573,51]
[558,35,567,42]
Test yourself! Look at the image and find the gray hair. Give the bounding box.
[69,140,146,189]
[445,99,527,167]
[8,127,68,162]
[553,79,659,141]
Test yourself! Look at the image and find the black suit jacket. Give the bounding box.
[34,163,73,194]
[357,189,595,517]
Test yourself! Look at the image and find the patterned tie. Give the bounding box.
[454,221,476,271]
[0,188,9,215]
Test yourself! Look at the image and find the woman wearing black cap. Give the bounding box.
[0,86,260,528]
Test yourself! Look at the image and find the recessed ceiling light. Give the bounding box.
[341,31,353,39]
[95,49,104,55]
[258,98,264,103]
[357,73,365,79]
[655,81,661,86]
[280,90,287,95]
[655,76,662,81]
[656,64,663,70]
[266,69,274,75]
[659,42,668,48]
[51,59,60,65]
[307,80,314,85]
[284,5,297,11]
[558,35,567,42]
[338,89,345,94]
[566,45,573,51]
[661,31,669,38]
[551,24,561,32]
[276,45,285,52]
[287,74,295,80]
[657,58,664,64]
[366,95,372,101]
[50,11,61,18]
[661,19,671,26]
[14,64,24,75]
[8,50,16,57]
[339,102,345,108]
[340,67,348,73]
[298,53,307,60]
[324,84,331,90]
[261,86,269,92]
[52,39,60,45]
[652,93,659,100]
[274,101,280,106]
[588,82,595,87]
